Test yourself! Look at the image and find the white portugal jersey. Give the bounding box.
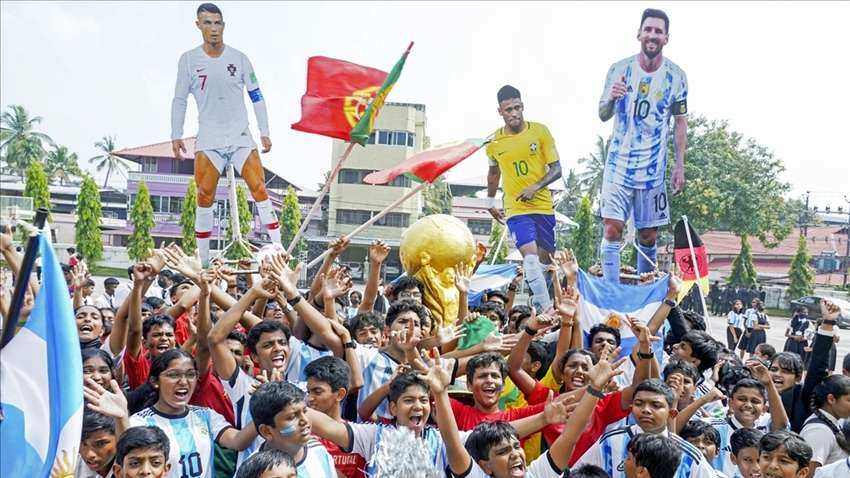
[171,45,270,152]
[600,55,688,190]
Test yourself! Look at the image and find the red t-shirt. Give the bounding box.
[568,390,629,466]
[319,433,367,478]
[190,368,235,426]
[174,313,190,346]
[521,381,576,447]
[450,398,546,431]
[124,348,152,390]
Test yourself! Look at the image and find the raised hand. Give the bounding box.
[609,75,627,102]
[72,262,90,288]
[454,262,472,294]
[526,308,557,333]
[0,224,14,252]
[162,243,203,282]
[369,240,390,264]
[745,359,772,386]
[555,287,579,325]
[328,237,351,258]
[544,390,579,425]
[510,267,525,288]
[83,378,128,419]
[560,249,579,280]
[268,252,301,290]
[435,324,467,347]
[251,277,279,300]
[627,315,654,345]
[587,346,626,390]
[321,267,352,301]
[666,264,683,300]
[418,348,452,395]
[481,332,520,354]
[328,318,353,344]
[821,299,841,321]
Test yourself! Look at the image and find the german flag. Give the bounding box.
[673,219,710,302]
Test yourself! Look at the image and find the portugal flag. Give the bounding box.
[673,219,710,302]
[291,43,413,146]
[363,138,487,185]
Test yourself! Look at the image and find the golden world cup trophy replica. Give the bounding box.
[399,214,475,327]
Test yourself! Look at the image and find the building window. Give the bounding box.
[169,197,183,213]
[141,157,157,173]
[336,209,372,225]
[372,130,415,147]
[375,212,409,228]
[339,169,370,184]
[468,219,492,236]
[388,175,411,188]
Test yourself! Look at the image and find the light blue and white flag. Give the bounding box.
[469,263,518,306]
[576,268,669,360]
[1,235,84,477]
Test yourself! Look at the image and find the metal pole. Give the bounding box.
[682,215,712,332]
[490,225,508,265]
[287,142,356,254]
[843,196,850,287]
[1,208,48,349]
[307,181,427,269]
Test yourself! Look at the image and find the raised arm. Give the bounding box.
[674,387,725,434]
[270,255,343,357]
[508,312,556,396]
[647,272,681,335]
[209,279,276,381]
[192,272,214,378]
[305,408,353,450]
[549,350,627,471]
[622,317,657,409]
[748,359,789,431]
[309,237,349,302]
[359,240,388,313]
[454,262,471,325]
[424,349,472,476]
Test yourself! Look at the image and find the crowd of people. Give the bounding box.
[2,227,849,478]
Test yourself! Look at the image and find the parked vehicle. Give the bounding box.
[789,295,850,329]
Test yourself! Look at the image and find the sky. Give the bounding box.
[2,1,849,210]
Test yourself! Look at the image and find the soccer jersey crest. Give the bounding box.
[529,142,538,154]
[227,63,236,76]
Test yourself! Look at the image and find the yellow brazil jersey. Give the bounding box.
[499,366,563,462]
[486,121,559,218]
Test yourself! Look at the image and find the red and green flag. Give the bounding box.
[363,138,487,185]
[291,43,413,146]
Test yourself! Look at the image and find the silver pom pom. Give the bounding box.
[369,426,442,478]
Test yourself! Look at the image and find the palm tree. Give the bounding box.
[45,145,82,185]
[0,105,53,177]
[89,135,130,188]
[577,135,608,202]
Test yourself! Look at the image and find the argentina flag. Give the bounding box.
[1,235,83,477]
[576,268,669,360]
[469,263,518,306]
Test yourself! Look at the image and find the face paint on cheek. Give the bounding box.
[279,421,298,437]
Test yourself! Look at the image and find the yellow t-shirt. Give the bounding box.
[486,121,559,218]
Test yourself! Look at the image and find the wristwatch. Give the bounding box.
[637,351,655,360]
[286,295,302,307]
[524,325,538,336]
[344,341,357,349]
[586,386,605,398]
[663,298,677,308]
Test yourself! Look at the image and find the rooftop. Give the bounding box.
[702,226,847,257]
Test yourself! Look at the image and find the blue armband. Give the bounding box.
[248,88,264,103]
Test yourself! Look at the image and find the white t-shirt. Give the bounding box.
[171,45,269,151]
[74,459,114,478]
[801,411,850,466]
[573,424,715,478]
[129,405,232,478]
[449,451,564,478]
[285,336,333,384]
[600,55,688,190]
[814,457,850,478]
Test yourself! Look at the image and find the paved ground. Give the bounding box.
[706,312,848,374]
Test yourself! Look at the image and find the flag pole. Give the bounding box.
[287,142,356,254]
[682,215,712,334]
[490,224,508,265]
[1,208,48,349]
[307,181,428,269]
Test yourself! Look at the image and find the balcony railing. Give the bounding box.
[128,171,249,189]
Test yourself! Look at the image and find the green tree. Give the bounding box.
[280,186,305,257]
[0,104,52,176]
[128,181,155,262]
[486,220,508,264]
[89,135,131,188]
[422,177,452,216]
[75,175,103,264]
[555,168,584,249]
[787,234,814,300]
[224,184,253,259]
[728,235,758,287]
[670,116,794,244]
[23,160,51,221]
[180,179,198,255]
[44,145,82,185]
[569,195,596,269]
[577,136,607,203]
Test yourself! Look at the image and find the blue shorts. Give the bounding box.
[600,179,670,229]
[506,214,556,252]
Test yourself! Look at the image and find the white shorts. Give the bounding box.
[199,146,254,175]
[600,179,670,229]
